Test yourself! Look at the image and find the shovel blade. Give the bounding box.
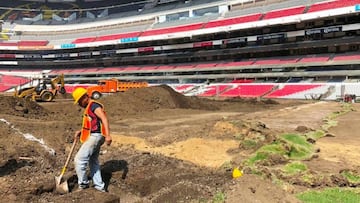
[55,176,69,194]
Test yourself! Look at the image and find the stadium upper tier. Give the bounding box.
[29,53,360,78]
[0,0,222,23]
[1,0,359,49]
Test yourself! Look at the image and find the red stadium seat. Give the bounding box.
[0,74,30,92]
[174,84,194,93]
[255,58,298,65]
[198,85,230,97]
[221,85,274,97]
[266,85,322,98]
[299,56,329,63]
[140,23,204,37]
[308,0,360,13]
[0,41,48,47]
[64,85,93,93]
[139,66,158,70]
[0,54,16,58]
[82,68,100,73]
[232,79,254,83]
[123,66,140,71]
[333,55,360,61]
[157,65,175,70]
[264,6,305,19]
[0,42,18,46]
[18,40,49,46]
[94,32,140,42]
[175,65,195,69]
[221,61,255,67]
[195,63,218,68]
[204,13,262,28]
[100,67,123,72]
[72,37,97,44]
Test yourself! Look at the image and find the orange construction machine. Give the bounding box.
[87,78,148,99]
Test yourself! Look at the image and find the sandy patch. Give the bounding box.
[112,134,238,168]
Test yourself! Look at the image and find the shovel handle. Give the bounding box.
[60,138,78,176]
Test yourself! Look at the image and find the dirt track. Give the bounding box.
[0,85,358,202]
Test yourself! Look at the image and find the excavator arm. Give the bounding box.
[50,74,66,94]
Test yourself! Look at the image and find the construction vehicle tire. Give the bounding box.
[92,91,102,100]
[59,87,66,94]
[24,95,33,101]
[41,91,54,102]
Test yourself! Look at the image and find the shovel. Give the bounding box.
[55,138,78,194]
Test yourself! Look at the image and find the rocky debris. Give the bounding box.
[295,126,312,133]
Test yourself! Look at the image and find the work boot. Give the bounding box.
[72,183,89,192]
[94,186,107,193]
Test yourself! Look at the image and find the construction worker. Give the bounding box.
[71,87,112,192]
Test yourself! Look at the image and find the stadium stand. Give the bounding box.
[333,54,360,61]
[3,0,359,46]
[42,53,359,76]
[263,6,305,19]
[307,0,360,13]
[204,13,262,28]
[198,85,231,97]
[299,56,330,63]
[265,84,322,98]
[0,74,30,92]
[0,0,359,103]
[221,85,275,98]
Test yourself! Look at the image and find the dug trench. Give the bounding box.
[0,85,352,202]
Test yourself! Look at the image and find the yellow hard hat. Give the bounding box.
[72,87,88,104]
[232,168,243,179]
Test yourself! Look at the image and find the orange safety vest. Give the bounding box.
[81,100,106,143]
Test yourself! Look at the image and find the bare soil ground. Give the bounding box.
[0,85,358,203]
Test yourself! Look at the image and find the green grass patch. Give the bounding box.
[297,188,360,203]
[320,103,352,131]
[341,170,360,185]
[280,134,314,160]
[245,134,314,165]
[258,143,287,155]
[302,174,314,185]
[246,151,269,165]
[283,161,307,175]
[326,111,342,120]
[305,130,325,140]
[241,139,257,149]
[212,191,226,203]
[322,119,338,131]
[245,143,286,165]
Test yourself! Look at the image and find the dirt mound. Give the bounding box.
[226,174,301,203]
[100,85,219,118]
[0,95,48,118]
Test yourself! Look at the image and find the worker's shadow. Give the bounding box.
[101,160,129,190]
[0,159,32,177]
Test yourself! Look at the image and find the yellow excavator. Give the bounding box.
[14,74,66,102]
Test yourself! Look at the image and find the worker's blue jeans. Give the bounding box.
[74,133,105,191]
